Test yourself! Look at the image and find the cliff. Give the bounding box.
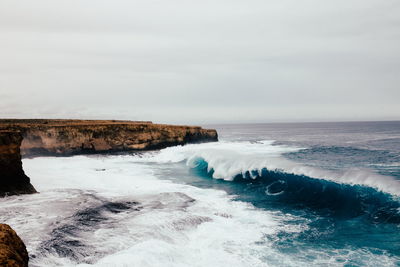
[0,130,36,197]
[0,120,217,196]
[0,120,217,156]
[0,224,29,267]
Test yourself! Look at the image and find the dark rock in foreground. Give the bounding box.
[0,130,36,197]
[0,224,29,267]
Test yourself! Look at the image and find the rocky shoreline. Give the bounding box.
[0,119,217,266]
[0,130,36,197]
[0,119,218,197]
[0,224,29,267]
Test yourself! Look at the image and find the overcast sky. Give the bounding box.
[0,0,399,124]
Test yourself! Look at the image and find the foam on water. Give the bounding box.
[0,141,399,266]
[134,141,400,196]
[0,155,294,266]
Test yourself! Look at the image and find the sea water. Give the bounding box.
[0,121,399,266]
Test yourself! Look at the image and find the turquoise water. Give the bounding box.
[151,121,400,266]
[1,121,399,266]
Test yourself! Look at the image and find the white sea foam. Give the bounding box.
[0,153,398,266]
[132,141,400,196]
[0,156,286,266]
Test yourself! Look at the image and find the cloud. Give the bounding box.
[0,0,399,123]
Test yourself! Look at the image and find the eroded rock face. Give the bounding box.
[0,120,217,196]
[20,123,218,156]
[0,130,36,197]
[0,224,29,267]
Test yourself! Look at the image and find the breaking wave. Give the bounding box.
[1,138,399,266]
[137,141,400,197]
[190,157,400,223]
[131,141,400,223]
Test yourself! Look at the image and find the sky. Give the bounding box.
[0,0,399,124]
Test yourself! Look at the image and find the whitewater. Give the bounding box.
[0,121,399,266]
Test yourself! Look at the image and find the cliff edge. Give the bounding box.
[0,130,36,197]
[0,119,217,196]
[0,120,217,156]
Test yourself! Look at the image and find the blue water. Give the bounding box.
[2,121,400,266]
[152,121,400,265]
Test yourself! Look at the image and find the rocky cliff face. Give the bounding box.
[0,224,29,267]
[0,130,36,197]
[0,120,217,195]
[15,121,218,156]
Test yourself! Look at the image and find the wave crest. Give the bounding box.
[191,157,400,223]
[174,141,400,197]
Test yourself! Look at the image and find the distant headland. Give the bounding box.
[0,119,218,197]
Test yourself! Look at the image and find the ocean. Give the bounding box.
[0,121,399,266]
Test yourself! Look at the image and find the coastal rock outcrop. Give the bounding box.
[0,224,29,267]
[0,130,36,197]
[1,120,218,156]
[0,119,217,196]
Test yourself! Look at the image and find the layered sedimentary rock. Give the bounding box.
[0,119,218,156]
[0,224,29,267]
[0,119,217,196]
[0,130,36,197]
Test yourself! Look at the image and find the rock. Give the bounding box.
[0,130,36,197]
[0,120,218,156]
[0,120,217,197]
[0,224,29,267]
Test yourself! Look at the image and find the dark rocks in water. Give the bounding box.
[39,200,141,263]
[0,130,36,197]
[0,224,29,267]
